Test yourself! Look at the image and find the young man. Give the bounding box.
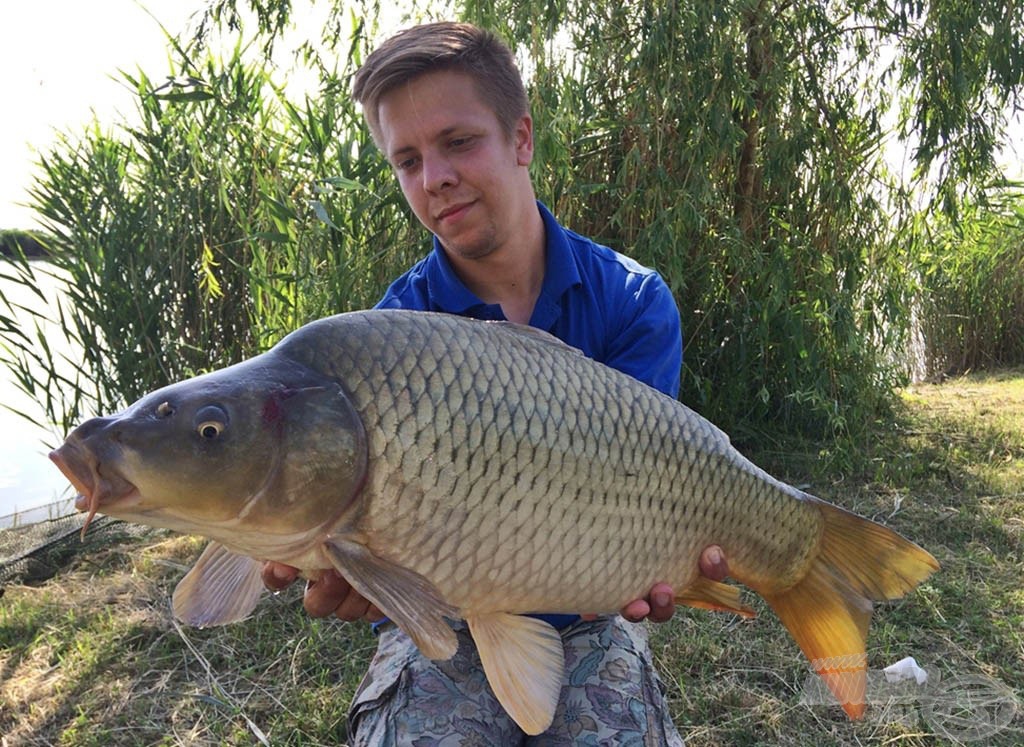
[263,21,728,744]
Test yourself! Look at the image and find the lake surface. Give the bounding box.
[0,265,79,525]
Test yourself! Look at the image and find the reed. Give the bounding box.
[1,24,420,435]
[915,190,1024,379]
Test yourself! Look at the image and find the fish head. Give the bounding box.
[49,354,368,542]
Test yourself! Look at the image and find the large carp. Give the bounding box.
[50,310,938,734]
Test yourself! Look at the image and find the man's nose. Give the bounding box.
[422,154,458,193]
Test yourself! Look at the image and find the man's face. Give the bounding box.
[376,70,534,261]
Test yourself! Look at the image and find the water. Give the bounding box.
[0,264,79,523]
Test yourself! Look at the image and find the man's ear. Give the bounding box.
[514,113,535,167]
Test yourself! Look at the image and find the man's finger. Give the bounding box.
[262,561,299,592]
[699,545,728,581]
[647,582,675,623]
[621,598,651,623]
[334,587,372,622]
[304,570,352,618]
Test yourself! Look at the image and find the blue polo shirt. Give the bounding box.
[374,201,683,629]
[376,202,682,396]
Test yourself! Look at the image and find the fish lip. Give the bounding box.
[50,442,141,531]
[49,442,95,498]
[71,485,142,513]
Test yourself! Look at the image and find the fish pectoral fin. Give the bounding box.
[172,542,265,627]
[322,537,459,661]
[466,612,565,736]
[675,576,756,618]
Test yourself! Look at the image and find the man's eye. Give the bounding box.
[450,137,472,148]
[396,157,419,171]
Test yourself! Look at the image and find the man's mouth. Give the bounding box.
[436,201,474,223]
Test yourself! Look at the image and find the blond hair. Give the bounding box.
[352,22,529,145]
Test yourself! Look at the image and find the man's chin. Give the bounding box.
[439,232,499,262]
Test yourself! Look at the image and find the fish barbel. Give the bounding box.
[49,309,938,734]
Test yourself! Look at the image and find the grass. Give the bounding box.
[655,368,1024,745]
[2,370,1022,746]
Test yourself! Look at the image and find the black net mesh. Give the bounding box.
[0,501,158,590]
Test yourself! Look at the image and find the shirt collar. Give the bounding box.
[423,201,582,325]
[423,239,488,315]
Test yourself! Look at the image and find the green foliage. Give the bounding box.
[890,0,1024,211]
[0,21,421,431]
[915,189,1024,378]
[2,0,1023,444]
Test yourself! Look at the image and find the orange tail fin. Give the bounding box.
[761,500,939,719]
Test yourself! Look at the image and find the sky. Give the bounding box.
[1,1,200,230]
[0,1,196,520]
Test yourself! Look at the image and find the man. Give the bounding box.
[263,21,728,744]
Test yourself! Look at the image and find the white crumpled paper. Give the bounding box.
[883,656,929,685]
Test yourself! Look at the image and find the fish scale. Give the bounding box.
[50,309,939,735]
[296,311,813,614]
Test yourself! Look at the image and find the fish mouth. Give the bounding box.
[50,438,141,537]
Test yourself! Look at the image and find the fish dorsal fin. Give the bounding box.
[675,576,756,618]
[322,536,459,661]
[466,612,565,735]
[172,541,265,627]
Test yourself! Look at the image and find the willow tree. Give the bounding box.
[194,0,1020,436]
[8,0,1022,443]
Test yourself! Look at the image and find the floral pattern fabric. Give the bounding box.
[347,616,684,746]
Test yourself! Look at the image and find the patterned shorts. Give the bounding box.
[347,616,684,746]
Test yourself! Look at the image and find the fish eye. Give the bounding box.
[198,422,224,439]
[194,405,228,440]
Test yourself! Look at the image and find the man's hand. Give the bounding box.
[619,545,728,623]
[261,561,384,622]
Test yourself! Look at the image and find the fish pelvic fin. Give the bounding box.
[761,500,940,720]
[675,576,756,618]
[466,612,565,736]
[322,537,459,661]
[172,542,266,627]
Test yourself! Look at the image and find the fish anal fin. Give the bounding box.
[466,612,565,736]
[322,537,458,661]
[172,542,265,627]
[760,500,940,720]
[675,576,756,618]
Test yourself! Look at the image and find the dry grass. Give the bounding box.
[1,536,377,746]
[2,370,1022,746]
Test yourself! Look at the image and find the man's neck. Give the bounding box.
[446,206,546,325]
